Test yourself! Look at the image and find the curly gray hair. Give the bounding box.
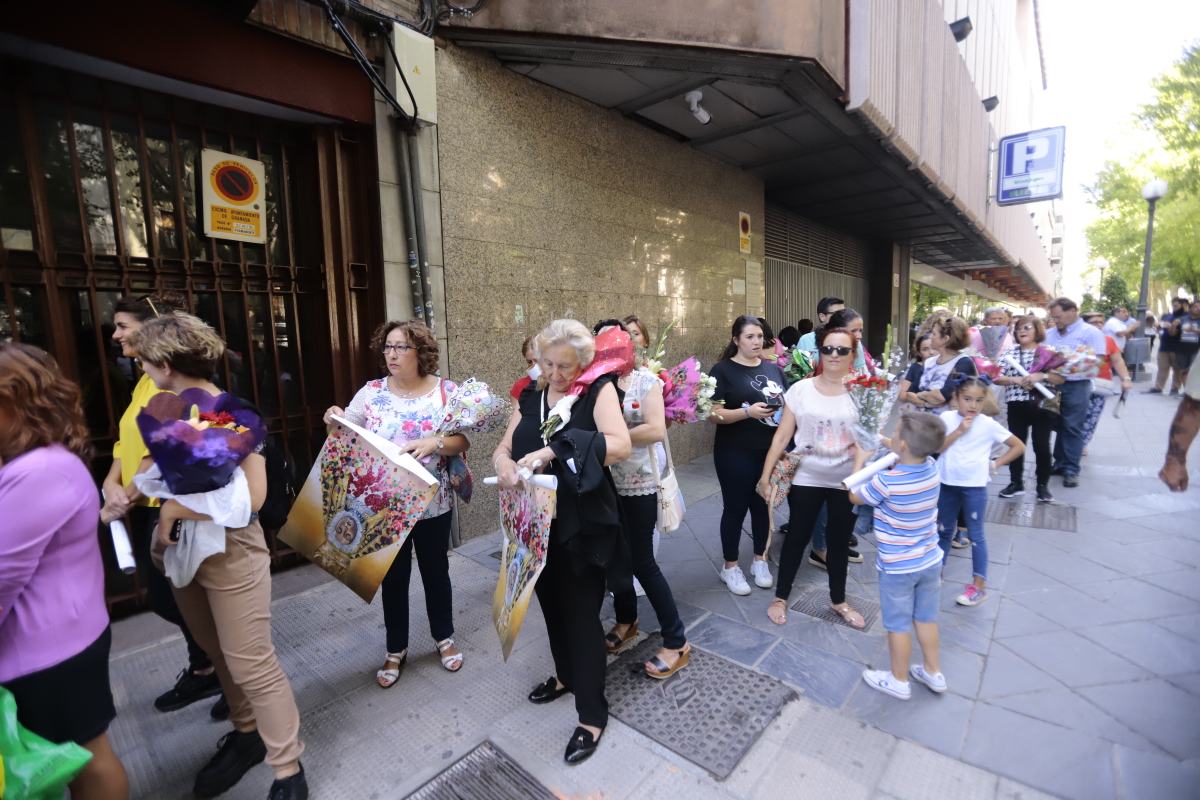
[532,319,595,368]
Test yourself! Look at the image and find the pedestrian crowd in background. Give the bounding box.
[2,287,1197,798]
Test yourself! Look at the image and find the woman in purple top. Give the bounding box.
[0,343,129,799]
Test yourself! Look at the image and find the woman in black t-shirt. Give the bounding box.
[491,319,631,766]
[708,315,788,596]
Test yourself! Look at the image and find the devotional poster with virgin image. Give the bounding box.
[278,416,439,602]
[492,480,556,661]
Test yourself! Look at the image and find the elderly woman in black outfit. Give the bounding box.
[492,319,631,765]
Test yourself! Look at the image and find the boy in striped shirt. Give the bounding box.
[850,412,948,700]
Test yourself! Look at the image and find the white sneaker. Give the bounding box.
[862,669,911,700]
[750,559,774,589]
[720,565,752,596]
[910,664,947,694]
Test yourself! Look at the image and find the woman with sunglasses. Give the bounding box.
[995,316,1056,503]
[758,327,866,629]
[323,320,470,687]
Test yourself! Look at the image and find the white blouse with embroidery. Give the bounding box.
[610,369,666,497]
[341,377,457,519]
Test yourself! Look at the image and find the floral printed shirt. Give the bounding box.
[611,369,665,496]
[342,377,457,519]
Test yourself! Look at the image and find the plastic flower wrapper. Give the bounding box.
[137,389,267,495]
[661,356,717,423]
[844,372,898,452]
[541,326,635,440]
[784,347,813,384]
[1050,344,1100,379]
[643,319,675,375]
[433,378,510,503]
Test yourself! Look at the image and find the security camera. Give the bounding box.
[684,90,711,125]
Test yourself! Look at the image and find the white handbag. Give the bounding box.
[649,435,685,533]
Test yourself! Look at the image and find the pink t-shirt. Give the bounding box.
[0,445,107,682]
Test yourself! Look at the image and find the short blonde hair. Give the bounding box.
[131,311,226,379]
[533,319,595,369]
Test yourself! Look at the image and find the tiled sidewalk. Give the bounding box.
[638,390,1200,799]
[108,390,1199,799]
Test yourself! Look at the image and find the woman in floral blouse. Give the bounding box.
[323,320,470,687]
[596,320,690,679]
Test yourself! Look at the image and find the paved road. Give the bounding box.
[109,388,1199,798]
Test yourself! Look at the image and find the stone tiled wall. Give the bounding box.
[435,46,765,538]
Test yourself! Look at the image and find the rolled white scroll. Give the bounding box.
[999,355,1055,399]
[841,452,900,493]
[101,491,137,574]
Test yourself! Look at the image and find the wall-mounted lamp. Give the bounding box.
[982,96,999,112]
[950,17,973,42]
[684,90,712,125]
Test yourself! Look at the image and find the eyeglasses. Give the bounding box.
[380,344,415,354]
[819,345,853,357]
[1018,324,1036,331]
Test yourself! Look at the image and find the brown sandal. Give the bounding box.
[645,645,691,680]
[832,604,866,630]
[604,622,638,654]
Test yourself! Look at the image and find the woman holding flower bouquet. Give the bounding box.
[98,292,228,719]
[757,327,867,629]
[323,320,471,686]
[131,313,307,800]
[493,319,631,765]
[593,320,691,680]
[995,316,1058,503]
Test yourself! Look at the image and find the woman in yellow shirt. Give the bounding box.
[98,292,225,717]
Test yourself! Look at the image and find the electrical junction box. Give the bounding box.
[387,22,437,124]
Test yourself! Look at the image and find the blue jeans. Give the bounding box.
[937,485,989,581]
[853,504,874,538]
[811,505,828,551]
[879,564,942,633]
[1052,379,1093,477]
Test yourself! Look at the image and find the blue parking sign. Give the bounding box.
[996,126,1065,206]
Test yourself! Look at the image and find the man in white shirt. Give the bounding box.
[1103,307,1139,352]
[1045,297,1107,488]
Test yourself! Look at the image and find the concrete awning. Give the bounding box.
[441,28,1051,304]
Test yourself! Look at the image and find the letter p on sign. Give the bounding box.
[1012,138,1049,173]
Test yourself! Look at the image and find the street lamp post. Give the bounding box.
[1130,178,1168,380]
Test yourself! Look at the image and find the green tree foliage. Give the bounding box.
[1086,43,1200,298]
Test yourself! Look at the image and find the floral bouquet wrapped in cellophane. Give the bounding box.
[660,356,717,424]
[137,389,267,495]
[844,324,903,451]
[784,347,814,384]
[1051,345,1101,379]
[433,378,510,503]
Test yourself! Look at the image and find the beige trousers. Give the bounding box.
[172,520,304,770]
[1157,350,1183,392]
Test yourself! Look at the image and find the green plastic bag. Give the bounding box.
[0,685,92,800]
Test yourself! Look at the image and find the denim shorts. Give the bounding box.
[878,563,942,633]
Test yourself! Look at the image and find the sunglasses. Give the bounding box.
[819,345,853,357]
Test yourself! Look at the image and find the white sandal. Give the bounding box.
[376,650,407,688]
[437,638,464,672]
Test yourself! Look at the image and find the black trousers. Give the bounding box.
[612,494,687,650]
[1007,399,1054,486]
[382,511,454,653]
[775,485,854,605]
[535,529,609,728]
[713,444,770,562]
[129,505,210,671]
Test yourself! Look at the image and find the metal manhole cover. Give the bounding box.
[405,740,554,800]
[606,634,797,780]
[790,589,881,632]
[986,500,1076,532]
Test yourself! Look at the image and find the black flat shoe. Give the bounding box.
[528,677,570,704]
[564,726,602,764]
[210,694,229,721]
[268,764,308,800]
[193,729,266,799]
